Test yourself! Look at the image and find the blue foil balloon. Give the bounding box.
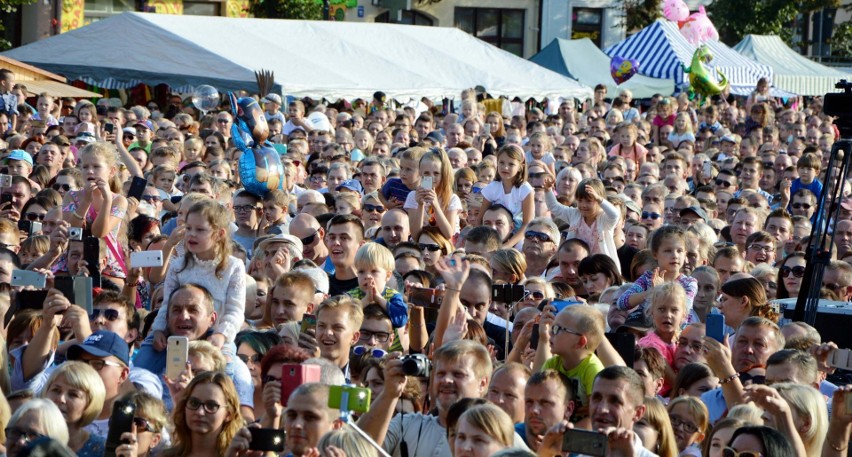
[229,92,282,195]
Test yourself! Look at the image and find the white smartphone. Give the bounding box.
[421,176,433,190]
[0,175,11,188]
[829,348,852,371]
[166,336,189,379]
[130,251,164,268]
[11,270,46,289]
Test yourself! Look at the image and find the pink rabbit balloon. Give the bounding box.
[679,6,719,44]
[663,0,689,22]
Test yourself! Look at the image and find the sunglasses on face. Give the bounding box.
[237,353,262,365]
[141,195,160,203]
[364,204,385,213]
[300,229,319,246]
[89,309,121,322]
[352,345,388,358]
[52,183,71,192]
[781,265,806,278]
[24,212,45,221]
[524,289,545,300]
[419,243,442,252]
[216,119,229,124]
[641,212,662,220]
[132,417,156,433]
[722,449,763,457]
[524,230,553,243]
[715,179,733,188]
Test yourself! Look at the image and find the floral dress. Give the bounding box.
[55,190,127,278]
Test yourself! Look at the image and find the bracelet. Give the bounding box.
[829,441,848,452]
[71,210,84,220]
[445,288,461,293]
[125,281,140,287]
[719,373,738,384]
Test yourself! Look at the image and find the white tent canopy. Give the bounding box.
[1,12,592,101]
[733,35,851,96]
[530,38,675,99]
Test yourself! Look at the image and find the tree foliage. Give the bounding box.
[248,0,323,20]
[621,0,661,35]
[0,0,36,50]
[707,0,839,45]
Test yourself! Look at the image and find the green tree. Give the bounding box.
[0,0,36,49]
[707,0,839,46]
[248,0,323,20]
[621,0,661,35]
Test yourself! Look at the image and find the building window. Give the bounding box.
[184,1,222,16]
[83,0,135,23]
[454,7,525,56]
[375,10,434,26]
[571,7,602,47]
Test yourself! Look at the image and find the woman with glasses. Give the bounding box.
[416,226,453,276]
[113,391,168,457]
[517,277,554,312]
[775,251,806,300]
[20,195,56,226]
[360,192,386,232]
[40,361,104,456]
[5,398,69,457]
[235,330,282,418]
[163,371,243,457]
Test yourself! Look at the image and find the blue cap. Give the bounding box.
[336,179,363,194]
[67,330,129,366]
[5,149,32,166]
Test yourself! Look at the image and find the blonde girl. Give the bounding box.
[62,142,129,284]
[668,112,696,149]
[527,132,556,173]
[667,396,708,456]
[477,144,534,248]
[611,122,647,167]
[652,97,676,145]
[404,147,461,240]
[760,382,827,457]
[474,161,496,184]
[635,397,678,457]
[152,200,246,351]
[639,281,686,367]
[355,129,374,155]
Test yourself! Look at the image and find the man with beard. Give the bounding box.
[518,370,575,451]
[523,218,559,277]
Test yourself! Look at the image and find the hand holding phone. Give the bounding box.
[706,314,726,343]
[420,176,433,190]
[248,428,286,452]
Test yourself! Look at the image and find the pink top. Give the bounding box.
[638,331,677,366]
[609,143,647,166]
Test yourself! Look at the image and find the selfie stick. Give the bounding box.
[338,388,392,457]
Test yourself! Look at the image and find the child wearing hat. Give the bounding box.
[3,149,33,177]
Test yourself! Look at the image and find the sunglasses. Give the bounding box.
[141,195,160,203]
[52,183,72,192]
[715,180,733,188]
[132,417,156,433]
[792,203,811,210]
[216,119,229,124]
[237,353,262,365]
[524,289,545,300]
[641,212,662,220]
[364,204,385,213]
[722,449,762,457]
[524,230,553,243]
[89,309,121,322]
[781,265,806,278]
[24,212,45,221]
[419,243,442,252]
[300,229,319,246]
[352,345,387,358]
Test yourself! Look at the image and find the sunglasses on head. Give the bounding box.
[89,309,120,322]
[781,265,806,278]
[641,211,662,220]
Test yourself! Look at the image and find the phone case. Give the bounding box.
[11,270,47,289]
[281,363,321,405]
[409,288,445,309]
[300,313,317,334]
[248,428,286,452]
[328,385,371,413]
[421,176,433,190]
[128,177,147,200]
[562,429,607,457]
[166,336,189,379]
[104,399,136,457]
[130,251,164,268]
[706,314,726,343]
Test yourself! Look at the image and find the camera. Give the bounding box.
[824,80,852,136]
[69,227,83,241]
[400,353,430,377]
[492,284,525,303]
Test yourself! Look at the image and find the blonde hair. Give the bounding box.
[355,242,394,272]
[318,429,377,457]
[560,304,605,350]
[119,391,168,433]
[419,147,453,209]
[41,361,106,427]
[20,235,49,258]
[668,396,709,439]
[726,403,764,425]
[490,248,527,281]
[646,282,687,322]
[641,396,678,457]
[521,277,554,299]
[675,112,694,134]
[315,295,364,331]
[78,142,121,193]
[773,383,827,456]
[335,192,361,212]
[188,340,227,372]
[458,404,514,447]
[179,200,232,278]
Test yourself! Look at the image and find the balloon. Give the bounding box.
[192,85,220,113]
[683,45,728,100]
[679,6,719,45]
[229,92,281,196]
[611,57,640,85]
[662,0,689,22]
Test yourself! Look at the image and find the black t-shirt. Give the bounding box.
[328,273,359,296]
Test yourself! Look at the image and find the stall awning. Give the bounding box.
[21,80,101,98]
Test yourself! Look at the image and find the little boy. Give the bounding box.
[380,147,424,209]
[790,152,823,202]
[535,305,606,418]
[3,150,33,177]
[183,137,204,164]
[282,100,310,137]
[0,70,18,134]
[347,243,407,330]
[262,189,291,235]
[262,94,286,124]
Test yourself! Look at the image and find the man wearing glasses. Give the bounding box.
[522,218,560,278]
[232,191,264,259]
[215,112,233,141]
[289,213,329,268]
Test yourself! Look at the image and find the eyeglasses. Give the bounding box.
[358,330,392,343]
[216,119,230,124]
[677,338,704,352]
[722,449,763,457]
[141,195,161,203]
[419,243,442,252]
[524,289,545,300]
[186,397,222,414]
[89,309,121,322]
[24,212,45,221]
[792,203,811,210]
[524,230,553,243]
[237,353,262,365]
[669,415,699,434]
[352,345,388,358]
[781,265,806,278]
[747,244,774,253]
[83,359,124,371]
[310,176,327,183]
[52,183,71,192]
[364,204,385,213]
[133,417,156,433]
[715,180,733,188]
[528,172,546,179]
[234,205,260,213]
[5,427,45,444]
[300,229,319,246]
[641,212,662,220]
[551,324,582,337]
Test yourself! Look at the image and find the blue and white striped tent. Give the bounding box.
[605,19,774,93]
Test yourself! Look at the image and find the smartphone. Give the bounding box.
[492,284,525,303]
[562,428,607,457]
[0,193,12,206]
[130,250,164,268]
[530,323,540,350]
[472,186,482,194]
[280,363,321,405]
[702,161,713,179]
[0,174,11,188]
[551,299,583,313]
[328,385,371,413]
[68,227,83,241]
[605,332,636,368]
[409,287,445,309]
[828,348,852,371]
[104,398,136,457]
[483,123,491,134]
[706,313,726,343]
[54,276,76,303]
[166,336,189,379]
[127,176,147,201]
[11,270,46,289]
[14,290,49,311]
[248,428,286,452]
[420,176,433,190]
[17,220,42,236]
[74,276,94,314]
[105,123,115,134]
[83,237,101,287]
[300,313,317,334]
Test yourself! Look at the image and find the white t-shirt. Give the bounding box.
[525,151,555,166]
[481,181,534,219]
[403,191,463,235]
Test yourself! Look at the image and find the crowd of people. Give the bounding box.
[0,66,849,457]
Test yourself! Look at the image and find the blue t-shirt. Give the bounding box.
[381,178,413,207]
[790,177,823,202]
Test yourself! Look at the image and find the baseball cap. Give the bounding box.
[51,135,71,147]
[680,206,709,223]
[4,149,32,165]
[122,127,136,135]
[67,330,130,366]
[720,135,737,144]
[623,198,641,215]
[257,234,304,259]
[263,93,283,105]
[336,179,363,195]
[75,132,97,144]
[425,131,445,144]
[135,121,153,131]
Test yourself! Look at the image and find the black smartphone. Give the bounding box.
[105,123,115,134]
[127,176,147,201]
[605,332,636,368]
[492,284,525,303]
[54,276,76,304]
[83,237,102,287]
[248,428,286,452]
[530,323,540,350]
[0,193,12,206]
[562,428,607,457]
[14,290,48,311]
[104,399,135,457]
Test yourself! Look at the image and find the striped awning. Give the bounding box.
[605,20,773,89]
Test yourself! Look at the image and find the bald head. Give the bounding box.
[380,208,410,249]
[289,213,325,262]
